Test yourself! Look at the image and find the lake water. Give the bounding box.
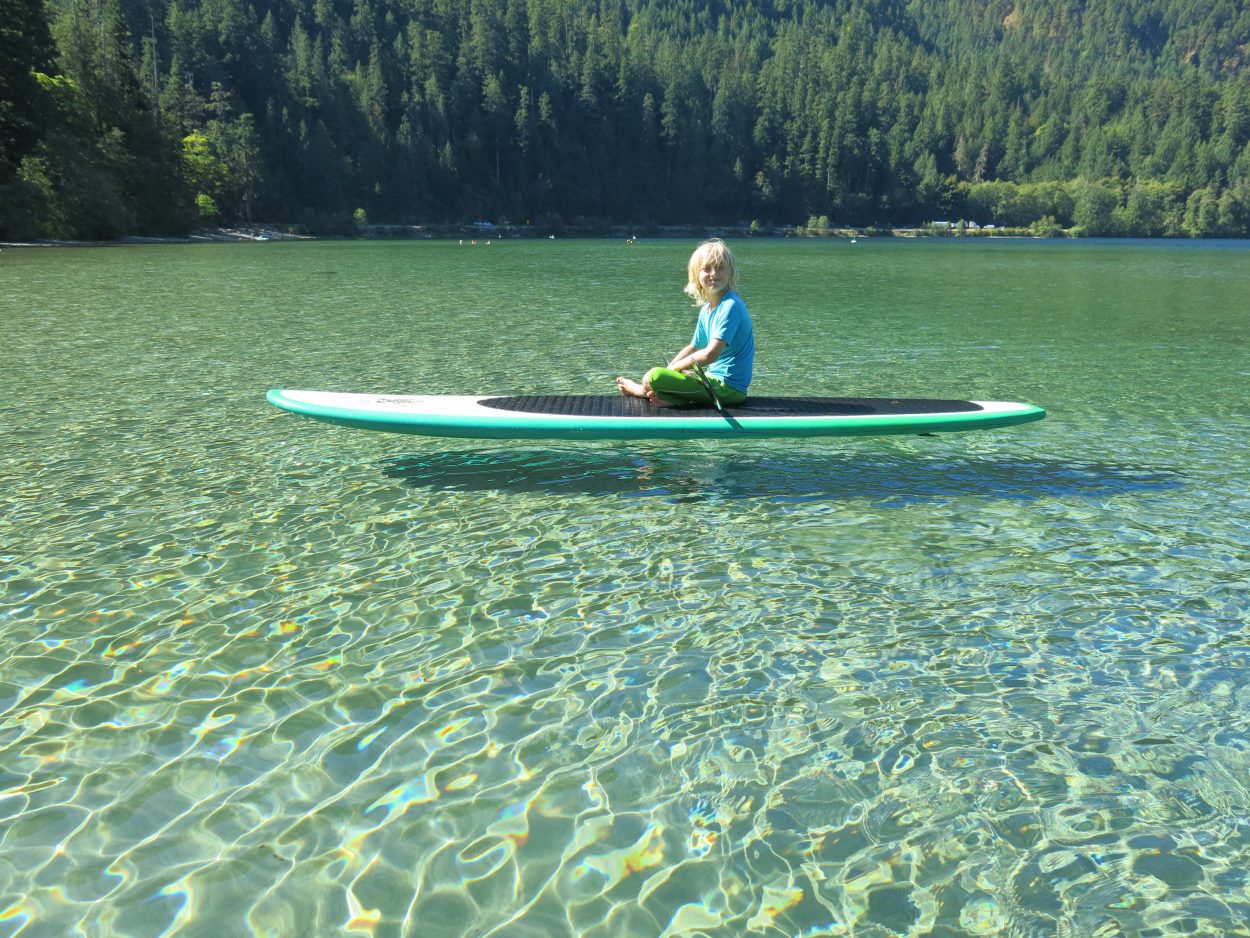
[2,237,1249,936]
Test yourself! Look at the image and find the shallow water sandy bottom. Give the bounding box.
[3,238,1249,935]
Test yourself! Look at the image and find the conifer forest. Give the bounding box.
[3,0,1249,240]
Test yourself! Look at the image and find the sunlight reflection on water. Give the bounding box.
[2,239,1249,935]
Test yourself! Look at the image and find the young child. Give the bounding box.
[616,238,755,407]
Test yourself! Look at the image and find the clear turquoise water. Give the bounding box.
[2,238,1249,936]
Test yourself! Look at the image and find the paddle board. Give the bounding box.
[266,389,1045,440]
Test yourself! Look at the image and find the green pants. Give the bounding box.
[645,367,747,407]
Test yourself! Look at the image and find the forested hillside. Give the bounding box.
[3,0,1249,239]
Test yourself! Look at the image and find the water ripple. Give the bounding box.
[4,241,1250,935]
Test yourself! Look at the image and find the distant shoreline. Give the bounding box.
[3,221,1070,248]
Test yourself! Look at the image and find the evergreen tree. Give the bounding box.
[5,0,1250,238]
[0,0,56,179]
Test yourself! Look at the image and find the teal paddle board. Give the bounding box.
[266,389,1045,440]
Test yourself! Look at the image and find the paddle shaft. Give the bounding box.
[690,362,726,414]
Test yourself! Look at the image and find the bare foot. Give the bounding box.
[646,391,675,407]
[616,376,647,398]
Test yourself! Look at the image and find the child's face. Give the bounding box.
[699,261,729,299]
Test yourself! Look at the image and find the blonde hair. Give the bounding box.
[684,238,739,304]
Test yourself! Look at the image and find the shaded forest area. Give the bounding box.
[3,0,1250,240]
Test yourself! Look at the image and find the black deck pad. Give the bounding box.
[479,395,983,418]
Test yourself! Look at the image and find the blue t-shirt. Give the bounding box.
[693,290,754,392]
